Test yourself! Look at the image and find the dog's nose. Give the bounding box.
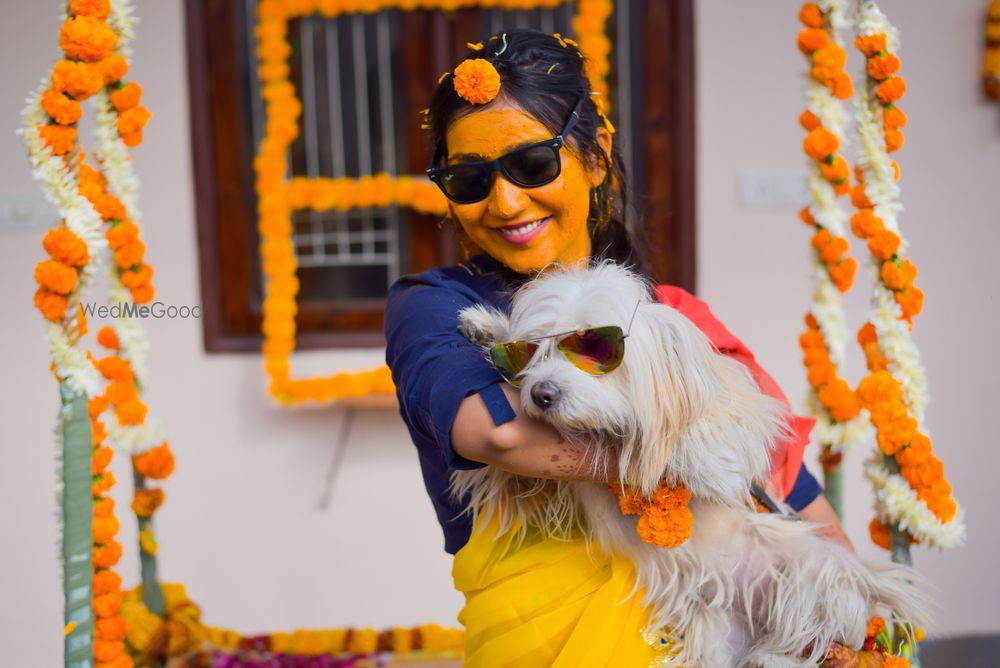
[530,381,562,410]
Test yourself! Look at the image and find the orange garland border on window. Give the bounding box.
[254,0,614,405]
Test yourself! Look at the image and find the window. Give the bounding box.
[186,0,694,352]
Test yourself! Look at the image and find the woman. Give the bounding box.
[385,30,850,666]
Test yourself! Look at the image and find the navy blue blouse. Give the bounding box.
[385,255,821,555]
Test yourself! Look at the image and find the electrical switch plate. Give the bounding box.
[739,168,810,210]
[0,191,59,233]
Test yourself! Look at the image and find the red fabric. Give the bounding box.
[654,285,813,501]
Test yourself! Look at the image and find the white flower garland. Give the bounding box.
[802,0,869,454]
[855,0,963,547]
[865,457,965,549]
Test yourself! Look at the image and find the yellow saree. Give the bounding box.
[452,513,670,667]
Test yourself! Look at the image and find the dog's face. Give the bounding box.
[460,263,784,503]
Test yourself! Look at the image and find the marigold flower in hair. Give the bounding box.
[452,58,501,106]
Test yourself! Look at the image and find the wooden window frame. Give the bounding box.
[185,0,695,353]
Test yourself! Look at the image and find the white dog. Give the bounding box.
[454,263,923,668]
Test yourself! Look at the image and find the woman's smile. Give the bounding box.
[495,216,551,244]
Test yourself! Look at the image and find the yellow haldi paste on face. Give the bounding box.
[445,105,598,274]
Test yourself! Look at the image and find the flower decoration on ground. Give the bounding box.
[609,481,693,548]
[851,2,964,551]
[254,0,613,405]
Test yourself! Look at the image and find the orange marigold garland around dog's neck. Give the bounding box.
[610,481,693,549]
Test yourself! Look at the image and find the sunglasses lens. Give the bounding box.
[558,326,625,375]
[440,164,492,203]
[490,341,539,386]
[502,145,560,187]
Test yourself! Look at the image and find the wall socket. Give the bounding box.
[0,191,59,233]
[739,168,810,210]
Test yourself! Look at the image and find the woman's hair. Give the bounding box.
[427,29,648,276]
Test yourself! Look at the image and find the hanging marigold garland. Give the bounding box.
[851,2,964,551]
[254,0,614,405]
[985,0,1000,101]
[795,1,869,494]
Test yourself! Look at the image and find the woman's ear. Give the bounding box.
[586,126,613,187]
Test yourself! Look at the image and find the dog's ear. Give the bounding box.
[620,304,786,504]
[458,304,510,346]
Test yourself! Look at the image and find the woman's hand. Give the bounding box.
[452,383,618,483]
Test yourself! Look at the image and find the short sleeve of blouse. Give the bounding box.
[385,275,516,471]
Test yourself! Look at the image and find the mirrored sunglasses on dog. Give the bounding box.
[426,95,584,204]
[489,302,640,388]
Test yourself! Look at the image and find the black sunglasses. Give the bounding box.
[427,95,585,204]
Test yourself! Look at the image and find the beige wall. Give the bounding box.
[1,1,996,665]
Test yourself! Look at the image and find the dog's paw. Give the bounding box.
[458,304,508,345]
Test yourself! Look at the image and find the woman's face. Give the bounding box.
[444,103,610,274]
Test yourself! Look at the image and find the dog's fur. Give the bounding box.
[454,263,924,668]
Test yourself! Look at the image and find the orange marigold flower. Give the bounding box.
[452,58,501,105]
[133,442,175,480]
[70,0,112,19]
[94,616,126,641]
[95,54,128,85]
[115,398,148,426]
[92,445,113,475]
[116,105,152,136]
[869,518,891,550]
[92,419,107,446]
[43,227,90,267]
[896,287,924,320]
[885,128,905,153]
[884,106,908,129]
[35,259,78,295]
[829,257,857,292]
[857,370,902,406]
[810,228,832,250]
[819,155,849,185]
[820,235,848,264]
[637,495,693,548]
[807,360,835,387]
[131,488,165,518]
[104,379,137,405]
[93,496,115,517]
[799,207,817,227]
[120,263,153,289]
[93,470,116,497]
[93,590,122,618]
[130,283,155,304]
[34,288,68,321]
[92,540,122,570]
[850,209,883,238]
[799,109,821,131]
[610,483,646,515]
[867,229,901,260]
[96,356,132,381]
[831,71,854,100]
[60,16,118,63]
[799,330,824,350]
[797,28,828,54]
[821,379,861,421]
[877,77,907,104]
[851,184,873,209]
[881,258,917,291]
[803,127,839,160]
[799,3,824,29]
[94,638,125,663]
[109,82,142,112]
[41,88,83,125]
[105,221,139,249]
[855,34,887,57]
[39,124,77,155]
[95,193,127,221]
[97,326,120,350]
[51,59,104,99]
[867,53,901,80]
[114,240,145,269]
[89,395,110,420]
[92,514,120,543]
[92,569,122,595]
[884,656,912,668]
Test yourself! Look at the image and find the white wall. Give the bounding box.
[1,2,996,666]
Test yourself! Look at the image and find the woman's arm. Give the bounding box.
[451,384,619,482]
[798,494,855,551]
